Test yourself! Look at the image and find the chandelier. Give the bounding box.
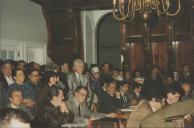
[113,0,181,22]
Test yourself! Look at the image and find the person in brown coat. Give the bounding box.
[34,86,73,128]
[140,99,194,128]
[127,91,163,128]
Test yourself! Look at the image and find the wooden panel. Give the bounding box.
[152,43,169,72]
[175,42,193,72]
[43,9,83,65]
[128,43,145,72]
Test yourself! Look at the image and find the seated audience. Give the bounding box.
[98,80,122,113]
[66,86,92,120]
[7,69,36,109]
[127,91,163,128]
[128,82,143,106]
[1,59,194,128]
[35,86,73,128]
[181,81,194,100]
[0,108,31,128]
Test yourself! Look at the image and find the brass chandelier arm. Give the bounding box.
[166,0,181,16]
[113,4,128,21]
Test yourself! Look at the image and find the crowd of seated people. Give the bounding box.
[0,58,194,128]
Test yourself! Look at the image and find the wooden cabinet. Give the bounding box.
[126,2,194,73]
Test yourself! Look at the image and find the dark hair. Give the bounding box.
[118,80,129,87]
[16,60,26,66]
[150,65,159,71]
[47,86,61,101]
[106,80,116,87]
[12,68,24,77]
[60,61,69,66]
[133,69,142,77]
[43,71,57,84]
[133,82,142,90]
[27,68,40,76]
[1,60,13,66]
[111,67,120,72]
[0,108,30,127]
[101,62,110,67]
[165,85,181,96]
[8,89,23,98]
[101,63,112,70]
[123,71,131,79]
[145,90,164,101]
[75,86,88,94]
[180,80,193,86]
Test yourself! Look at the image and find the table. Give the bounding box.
[92,112,130,128]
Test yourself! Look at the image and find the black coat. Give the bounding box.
[98,91,122,113]
[34,102,74,128]
[0,73,10,107]
[142,75,165,97]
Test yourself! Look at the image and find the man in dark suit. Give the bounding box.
[128,82,143,106]
[0,60,14,107]
[67,59,92,107]
[118,81,130,108]
[98,81,122,113]
[58,61,70,95]
[143,65,165,98]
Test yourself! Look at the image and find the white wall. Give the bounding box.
[81,9,112,66]
[0,0,48,64]
[0,0,47,43]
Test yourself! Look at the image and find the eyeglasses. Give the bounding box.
[78,91,88,98]
[31,75,40,77]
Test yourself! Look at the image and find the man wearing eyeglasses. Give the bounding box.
[24,68,41,119]
[66,86,92,121]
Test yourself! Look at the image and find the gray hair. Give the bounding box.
[73,59,84,69]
